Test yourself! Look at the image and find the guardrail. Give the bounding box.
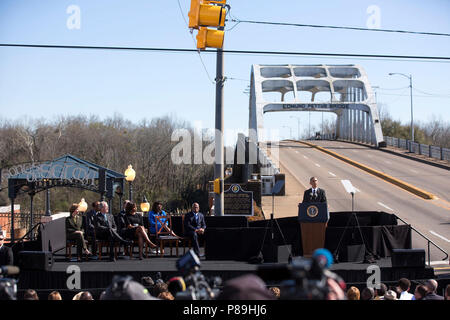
[395,215,449,266]
[258,145,280,176]
[384,136,450,161]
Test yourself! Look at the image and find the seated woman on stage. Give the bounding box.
[124,202,157,259]
[148,201,178,237]
[66,204,91,261]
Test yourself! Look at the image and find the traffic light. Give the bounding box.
[188,0,226,50]
[188,0,226,29]
[213,178,221,194]
[196,27,224,50]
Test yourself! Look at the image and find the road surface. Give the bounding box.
[268,140,449,265]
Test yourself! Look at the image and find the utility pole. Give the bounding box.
[188,0,227,216]
[214,27,225,216]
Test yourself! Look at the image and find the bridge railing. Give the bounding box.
[384,136,450,161]
[258,145,279,176]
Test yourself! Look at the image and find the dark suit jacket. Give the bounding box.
[116,212,128,236]
[0,245,14,265]
[95,212,117,233]
[184,211,206,236]
[423,292,444,300]
[302,188,327,203]
[66,216,83,234]
[84,209,98,236]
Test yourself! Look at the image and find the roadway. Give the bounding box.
[267,140,450,265]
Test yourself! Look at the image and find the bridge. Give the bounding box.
[249,64,385,147]
[239,64,450,268]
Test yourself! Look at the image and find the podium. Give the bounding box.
[298,202,329,257]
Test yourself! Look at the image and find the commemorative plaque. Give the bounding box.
[224,184,254,216]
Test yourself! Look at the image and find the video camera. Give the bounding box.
[175,250,221,300]
[0,266,20,300]
[257,248,345,300]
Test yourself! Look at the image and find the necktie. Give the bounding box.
[104,214,109,227]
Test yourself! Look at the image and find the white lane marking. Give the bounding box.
[354,187,361,193]
[377,202,394,211]
[367,154,373,158]
[426,260,450,266]
[410,169,418,173]
[315,163,321,167]
[384,160,392,164]
[295,151,299,154]
[328,172,336,177]
[303,155,308,159]
[352,150,358,153]
[430,231,450,243]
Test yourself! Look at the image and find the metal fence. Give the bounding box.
[384,136,450,161]
[0,212,44,240]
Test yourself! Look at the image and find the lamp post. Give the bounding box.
[124,164,136,202]
[290,115,301,140]
[78,198,88,213]
[282,126,292,140]
[388,73,414,151]
[44,179,51,216]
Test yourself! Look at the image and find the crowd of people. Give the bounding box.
[14,275,450,300]
[345,278,447,300]
[65,200,206,261]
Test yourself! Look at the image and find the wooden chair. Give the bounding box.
[66,239,89,261]
[126,238,156,259]
[97,240,118,260]
[155,215,179,257]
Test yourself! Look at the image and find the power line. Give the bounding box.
[375,86,410,91]
[412,87,450,97]
[376,86,450,97]
[1,43,450,63]
[376,92,450,99]
[226,18,450,38]
[176,0,215,84]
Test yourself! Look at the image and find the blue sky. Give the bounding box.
[0,0,449,143]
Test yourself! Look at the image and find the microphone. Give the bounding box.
[0,265,20,276]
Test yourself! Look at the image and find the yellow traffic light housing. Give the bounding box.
[213,178,221,194]
[188,0,226,29]
[196,27,224,50]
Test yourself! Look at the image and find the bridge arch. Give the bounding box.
[249,64,385,147]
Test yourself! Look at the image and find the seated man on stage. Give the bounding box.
[302,176,327,203]
[84,201,99,256]
[95,201,132,261]
[183,202,206,257]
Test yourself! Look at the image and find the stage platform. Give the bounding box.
[18,250,435,296]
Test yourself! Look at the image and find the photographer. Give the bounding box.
[175,250,221,300]
[257,248,346,300]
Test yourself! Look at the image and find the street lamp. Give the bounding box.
[281,125,292,140]
[78,198,88,213]
[124,164,136,202]
[388,73,414,151]
[290,115,301,140]
[44,179,51,216]
[140,195,150,213]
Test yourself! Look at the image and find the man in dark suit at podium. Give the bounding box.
[184,202,206,257]
[302,177,327,203]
